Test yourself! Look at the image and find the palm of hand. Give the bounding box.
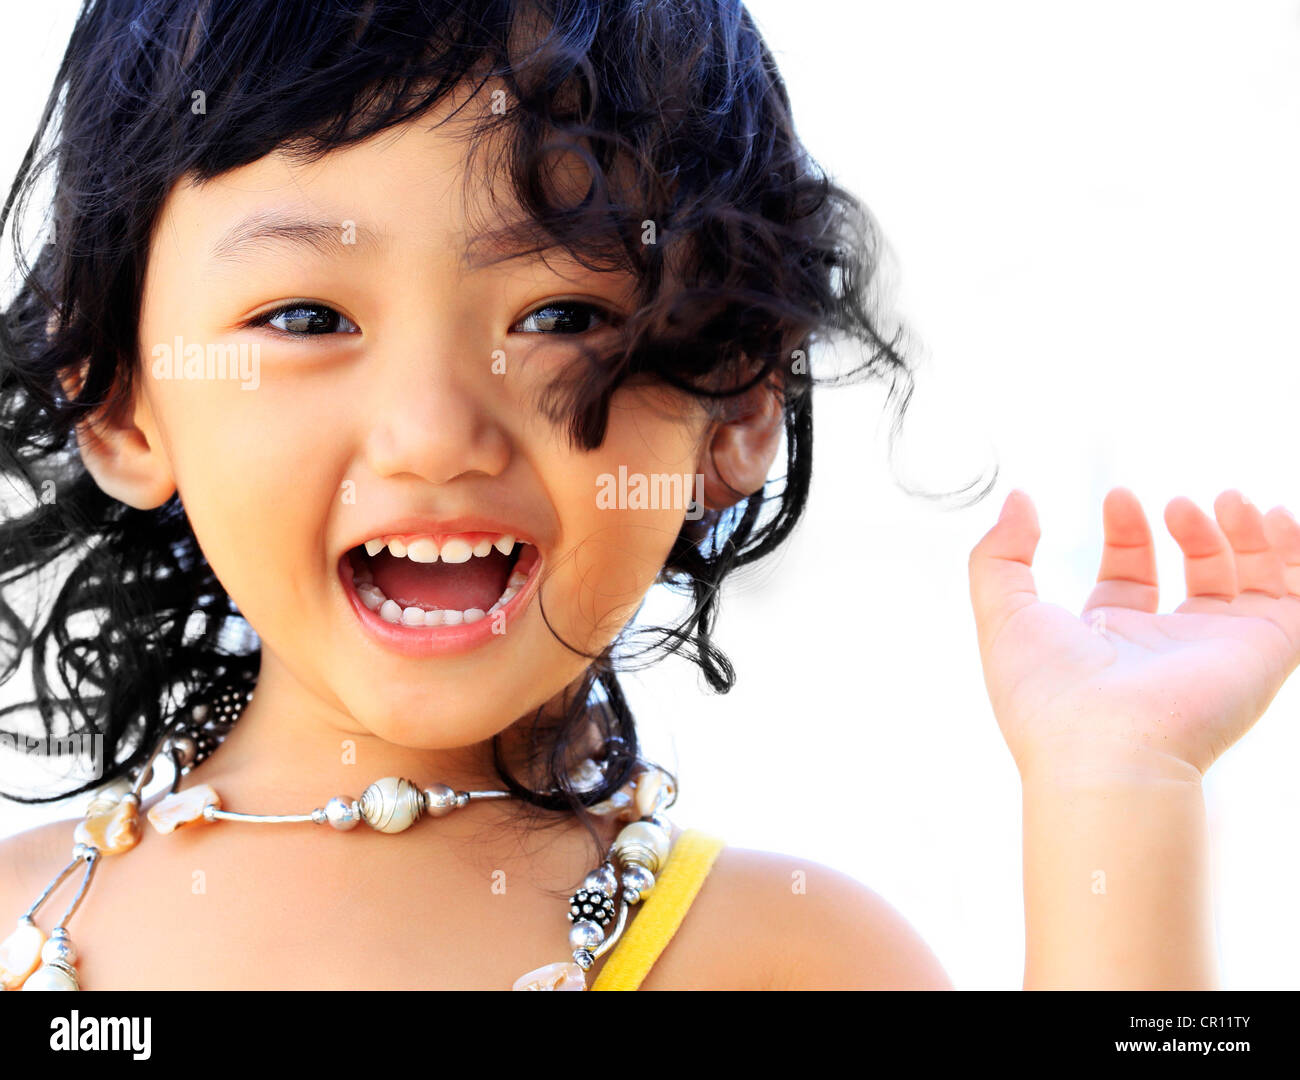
[969,487,1300,778]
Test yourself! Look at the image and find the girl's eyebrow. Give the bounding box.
[207,208,637,295]
[209,209,388,264]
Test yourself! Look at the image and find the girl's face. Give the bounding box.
[125,86,710,751]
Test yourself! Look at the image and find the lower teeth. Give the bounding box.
[352,564,528,627]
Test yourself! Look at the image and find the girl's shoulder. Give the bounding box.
[0,816,82,927]
[0,818,951,990]
[635,833,953,990]
[0,815,78,872]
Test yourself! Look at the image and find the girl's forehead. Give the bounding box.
[160,94,605,278]
[169,103,497,237]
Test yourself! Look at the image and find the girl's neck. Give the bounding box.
[176,652,592,844]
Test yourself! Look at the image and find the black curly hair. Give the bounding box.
[0,0,984,845]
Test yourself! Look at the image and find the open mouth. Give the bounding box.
[342,532,540,627]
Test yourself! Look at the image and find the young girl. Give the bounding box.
[2,0,1298,992]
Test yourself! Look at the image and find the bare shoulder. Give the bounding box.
[0,816,81,914]
[640,842,953,990]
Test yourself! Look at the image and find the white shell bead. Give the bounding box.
[512,961,586,991]
[634,768,675,818]
[84,777,134,816]
[146,784,222,835]
[0,919,46,990]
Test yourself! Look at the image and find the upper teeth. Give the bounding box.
[362,533,517,563]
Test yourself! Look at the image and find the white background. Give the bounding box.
[2,1,1299,989]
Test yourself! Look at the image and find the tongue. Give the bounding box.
[367,548,510,612]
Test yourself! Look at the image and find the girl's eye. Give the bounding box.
[249,302,359,337]
[245,299,611,337]
[511,301,612,335]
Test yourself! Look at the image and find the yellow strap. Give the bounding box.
[589,827,726,991]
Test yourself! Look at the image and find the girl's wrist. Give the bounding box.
[1014,733,1206,793]
[1019,744,1215,990]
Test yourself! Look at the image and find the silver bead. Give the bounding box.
[572,949,595,971]
[40,936,77,966]
[324,796,360,830]
[422,783,458,817]
[647,812,672,834]
[358,777,424,833]
[582,865,619,897]
[168,734,198,768]
[568,919,605,951]
[612,820,671,874]
[71,842,92,861]
[620,864,655,904]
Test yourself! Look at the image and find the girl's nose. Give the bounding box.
[361,345,511,487]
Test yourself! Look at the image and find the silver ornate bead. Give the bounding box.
[620,864,656,904]
[358,777,424,833]
[422,783,458,817]
[324,796,361,831]
[568,918,605,951]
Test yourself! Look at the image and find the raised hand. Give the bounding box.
[969,487,1300,781]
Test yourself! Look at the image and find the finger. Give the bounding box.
[1082,487,1158,615]
[1165,495,1238,605]
[1262,506,1300,598]
[969,488,1040,658]
[1215,490,1286,598]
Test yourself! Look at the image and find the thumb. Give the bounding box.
[969,489,1042,658]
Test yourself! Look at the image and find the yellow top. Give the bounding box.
[590,827,726,991]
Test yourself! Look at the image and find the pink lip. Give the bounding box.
[336,545,543,658]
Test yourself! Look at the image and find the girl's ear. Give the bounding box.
[697,378,785,510]
[58,362,176,510]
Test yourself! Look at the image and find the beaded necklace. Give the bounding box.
[0,676,677,991]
